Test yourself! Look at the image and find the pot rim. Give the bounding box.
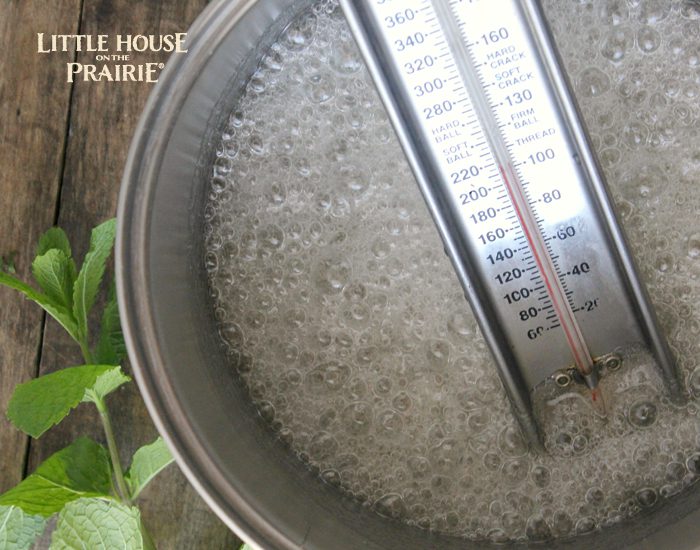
[116,0,292,548]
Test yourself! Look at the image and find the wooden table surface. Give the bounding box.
[0,1,241,548]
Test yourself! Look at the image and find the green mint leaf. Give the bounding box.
[36,227,72,258]
[125,437,174,499]
[7,364,117,438]
[239,545,255,550]
[32,249,76,310]
[0,438,111,516]
[94,284,126,365]
[82,366,131,405]
[72,218,117,340]
[0,271,80,342]
[0,505,46,550]
[50,497,144,550]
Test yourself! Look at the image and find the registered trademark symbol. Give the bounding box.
[159,63,165,69]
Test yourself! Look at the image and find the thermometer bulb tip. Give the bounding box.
[590,386,608,417]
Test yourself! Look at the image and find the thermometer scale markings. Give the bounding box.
[341,0,680,444]
[432,0,600,396]
[369,0,602,375]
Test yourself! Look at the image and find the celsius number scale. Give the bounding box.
[340,0,682,447]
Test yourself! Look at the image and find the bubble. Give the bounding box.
[577,67,611,97]
[342,401,373,435]
[371,237,391,258]
[610,4,639,21]
[339,164,369,196]
[531,465,551,488]
[265,182,287,206]
[305,72,336,103]
[681,0,700,20]
[331,37,363,73]
[282,12,317,51]
[310,431,339,459]
[486,528,509,543]
[391,392,411,413]
[315,257,351,294]
[585,487,604,504]
[457,387,485,411]
[551,511,573,537]
[637,26,661,54]
[667,461,686,482]
[575,517,596,534]
[687,234,700,259]
[259,224,284,249]
[483,452,501,471]
[258,400,276,422]
[321,468,341,486]
[501,458,529,485]
[628,400,658,428]
[633,487,658,508]
[623,121,649,148]
[686,453,700,474]
[429,439,461,470]
[467,410,490,433]
[601,27,633,61]
[284,307,306,328]
[204,251,219,272]
[374,493,406,519]
[305,361,351,392]
[572,434,590,454]
[688,368,700,397]
[408,455,431,479]
[426,339,450,368]
[685,45,700,67]
[502,511,525,533]
[498,425,527,457]
[638,1,670,24]
[526,514,552,541]
[248,133,265,155]
[654,253,674,273]
[447,311,472,337]
[218,322,244,348]
[375,377,392,394]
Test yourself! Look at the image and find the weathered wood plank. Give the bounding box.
[0,0,82,492]
[22,1,242,548]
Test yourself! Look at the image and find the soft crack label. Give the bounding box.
[37,33,188,83]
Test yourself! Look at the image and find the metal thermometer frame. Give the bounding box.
[340,0,681,447]
[518,0,680,398]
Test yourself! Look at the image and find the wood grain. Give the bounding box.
[0,0,82,492]
[0,0,242,548]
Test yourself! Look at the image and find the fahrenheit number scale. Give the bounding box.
[340,0,680,446]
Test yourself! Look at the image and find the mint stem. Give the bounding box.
[140,520,157,550]
[95,396,131,504]
[78,337,93,365]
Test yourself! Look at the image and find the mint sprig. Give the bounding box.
[51,498,147,550]
[72,220,117,360]
[0,505,46,550]
[126,437,175,500]
[0,438,111,516]
[0,220,174,549]
[7,365,126,438]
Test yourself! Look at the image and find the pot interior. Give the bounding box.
[118,0,700,548]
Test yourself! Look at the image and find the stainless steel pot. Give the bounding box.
[116,0,700,548]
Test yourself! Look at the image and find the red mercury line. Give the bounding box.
[430,0,604,410]
[498,163,603,405]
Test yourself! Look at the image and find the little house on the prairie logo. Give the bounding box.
[37,33,188,83]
